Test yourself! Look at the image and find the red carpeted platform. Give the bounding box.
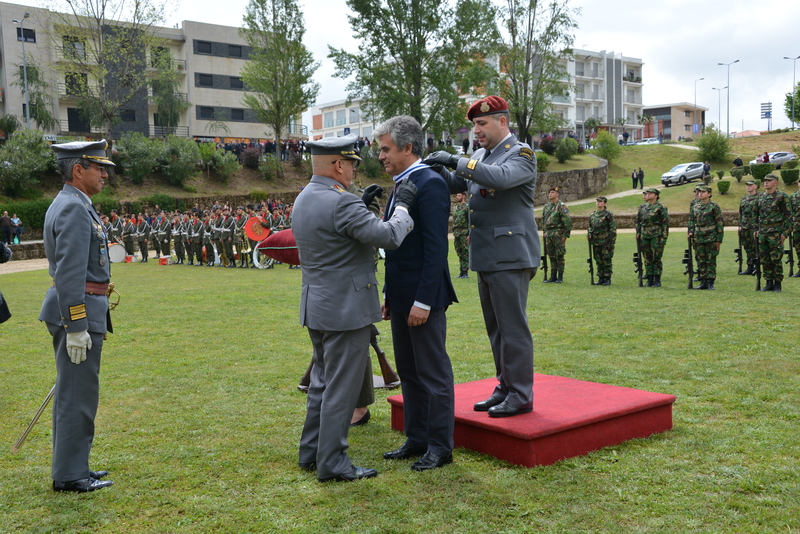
[387,374,676,467]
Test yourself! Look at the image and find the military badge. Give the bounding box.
[489,189,496,198]
[519,147,534,161]
[480,102,490,113]
[504,144,511,149]
[480,189,487,197]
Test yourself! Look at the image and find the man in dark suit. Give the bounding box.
[426,95,540,418]
[39,140,116,492]
[377,115,458,471]
[293,134,417,482]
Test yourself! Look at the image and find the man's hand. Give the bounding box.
[424,151,460,169]
[408,305,430,327]
[395,179,418,209]
[66,331,92,365]
[361,184,384,207]
[381,302,391,321]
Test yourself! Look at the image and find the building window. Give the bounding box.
[323,111,333,128]
[363,126,372,138]
[229,45,242,58]
[17,27,35,43]
[151,46,171,68]
[336,109,346,126]
[684,111,691,117]
[197,74,213,87]
[230,77,243,89]
[197,41,212,54]
[63,36,86,60]
[349,108,360,124]
[230,109,244,121]
[199,106,214,120]
[684,124,691,131]
[65,72,88,96]
[119,109,136,122]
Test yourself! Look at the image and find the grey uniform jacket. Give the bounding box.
[292,175,414,332]
[443,134,540,272]
[39,184,111,335]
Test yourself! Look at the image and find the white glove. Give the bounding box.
[66,331,92,365]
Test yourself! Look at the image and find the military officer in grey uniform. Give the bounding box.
[426,95,540,418]
[293,134,417,482]
[39,140,115,493]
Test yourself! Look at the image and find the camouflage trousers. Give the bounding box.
[544,235,566,272]
[640,235,666,276]
[591,239,615,277]
[741,229,757,267]
[694,242,719,280]
[758,232,784,282]
[453,229,469,273]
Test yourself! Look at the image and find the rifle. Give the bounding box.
[369,325,400,388]
[541,254,548,283]
[587,235,595,285]
[754,230,761,291]
[784,232,795,277]
[734,228,743,274]
[633,235,644,287]
[683,235,695,289]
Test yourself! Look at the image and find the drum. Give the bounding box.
[108,243,126,263]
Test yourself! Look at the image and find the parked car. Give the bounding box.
[635,138,660,146]
[661,162,705,186]
[748,152,797,169]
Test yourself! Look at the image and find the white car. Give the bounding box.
[748,152,797,169]
[661,162,705,186]
[635,138,660,146]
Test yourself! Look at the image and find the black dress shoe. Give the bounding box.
[318,466,378,482]
[411,451,453,471]
[89,470,109,479]
[298,461,316,471]
[53,477,113,493]
[488,400,533,418]
[474,396,505,412]
[349,409,370,427]
[383,441,427,460]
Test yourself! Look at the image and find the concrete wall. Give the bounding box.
[535,156,609,205]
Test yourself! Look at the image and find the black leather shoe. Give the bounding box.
[298,461,316,471]
[473,396,504,412]
[349,409,370,427]
[488,400,533,418]
[383,442,427,460]
[53,477,113,493]
[318,466,378,482]
[89,470,109,479]
[792,271,800,278]
[411,451,453,471]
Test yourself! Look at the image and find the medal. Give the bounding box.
[100,255,107,266]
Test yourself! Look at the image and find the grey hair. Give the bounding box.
[58,157,91,182]
[373,115,424,158]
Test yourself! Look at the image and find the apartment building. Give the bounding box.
[310,98,376,141]
[642,103,708,141]
[0,1,306,142]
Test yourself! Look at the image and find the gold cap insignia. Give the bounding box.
[480,102,490,113]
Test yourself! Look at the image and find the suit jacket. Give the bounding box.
[39,184,111,335]
[384,165,457,314]
[292,174,414,332]
[444,134,540,272]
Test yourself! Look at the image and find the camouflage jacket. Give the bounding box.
[452,201,469,230]
[739,193,759,230]
[636,201,669,239]
[754,190,791,236]
[588,209,616,242]
[790,190,800,230]
[542,201,572,238]
[689,200,724,244]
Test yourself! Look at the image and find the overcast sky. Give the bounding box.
[17,0,800,133]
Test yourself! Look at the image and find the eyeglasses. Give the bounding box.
[335,158,360,169]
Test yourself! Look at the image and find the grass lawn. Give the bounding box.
[2,233,800,533]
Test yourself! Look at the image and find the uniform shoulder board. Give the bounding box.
[330,184,345,194]
[519,147,534,161]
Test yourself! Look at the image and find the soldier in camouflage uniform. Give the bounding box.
[754,174,791,292]
[738,180,760,275]
[452,192,469,278]
[542,186,572,283]
[688,185,723,289]
[789,180,800,278]
[587,196,616,285]
[636,187,669,287]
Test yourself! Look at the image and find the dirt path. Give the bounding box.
[0,258,49,275]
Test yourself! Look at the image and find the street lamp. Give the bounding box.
[712,86,727,130]
[694,77,704,136]
[718,59,739,138]
[784,55,800,129]
[12,13,31,130]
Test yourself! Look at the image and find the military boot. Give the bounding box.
[543,272,557,283]
[601,276,611,286]
[740,264,755,275]
[791,271,800,278]
[761,281,774,292]
[706,278,715,290]
[773,281,782,292]
[555,270,563,283]
[643,275,652,287]
[694,279,709,290]
[652,275,661,287]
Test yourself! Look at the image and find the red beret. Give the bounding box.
[256,229,300,265]
[467,96,509,121]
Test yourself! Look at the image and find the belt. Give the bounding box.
[53,281,110,295]
[696,225,716,232]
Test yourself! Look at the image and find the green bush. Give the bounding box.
[539,136,556,155]
[198,142,216,166]
[211,149,241,183]
[361,153,386,180]
[716,170,725,179]
[555,137,578,163]
[0,198,51,231]
[183,185,197,193]
[696,123,730,163]
[716,180,731,195]
[117,132,160,185]
[750,163,775,182]
[140,193,179,212]
[156,135,200,187]
[730,168,744,183]
[742,165,751,176]
[537,152,550,173]
[782,159,798,170]
[90,189,121,216]
[591,130,622,162]
[781,168,799,186]
[259,154,282,181]
[249,189,269,201]
[703,173,713,186]
[241,147,262,170]
[0,130,56,197]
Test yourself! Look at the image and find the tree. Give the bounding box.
[0,129,55,197]
[150,46,190,136]
[12,54,58,131]
[329,0,498,137]
[496,0,579,146]
[696,122,730,163]
[204,109,231,138]
[0,115,20,140]
[46,0,168,140]
[784,82,800,126]
[591,130,621,162]
[240,0,319,178]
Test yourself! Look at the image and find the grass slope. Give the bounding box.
[2,232,799,533]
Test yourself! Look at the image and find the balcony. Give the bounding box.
[57,82,98,98]
[622,75,642,84]
[323,120,334,128]
[625,95,643,105]
[550,95,570,104]
[147,88,188,102]
[150,125,189,137]
[59,119,101,135]
[576,91,600,101]
[287,123,308,136]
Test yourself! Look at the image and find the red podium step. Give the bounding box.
[387,374,676,467]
